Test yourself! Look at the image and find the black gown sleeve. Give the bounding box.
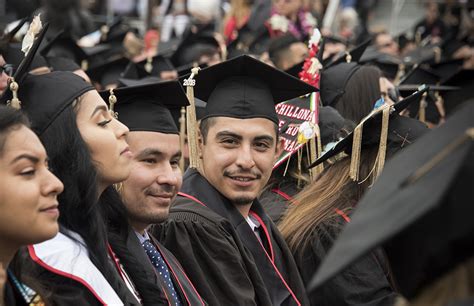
[153,212,272,306]
[294,220,399,306]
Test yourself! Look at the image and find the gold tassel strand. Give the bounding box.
[7,78,21,109]
[184,67,203,172]
[310,124,324,178]
[349,123,363,181]
[419,92,427,123]
[179,107,186,172]
[373,105,391,182]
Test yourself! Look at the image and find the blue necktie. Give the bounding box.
[142,239,183,305]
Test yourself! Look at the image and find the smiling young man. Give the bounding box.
[101,80,205,305]
[153,55,316,306]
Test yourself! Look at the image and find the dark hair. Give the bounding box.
[268,33,300,69]
[0,105,31,154]
[334,65,382,123]
[99,187,168,304]
[200,116,279,145]
[37,104,127,299]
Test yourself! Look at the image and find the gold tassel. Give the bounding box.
[145,56,153,74]
[282,154,292,177]
[184,67,203,172]
[310,124,324,178]
[108,89,118,119]
[81,59,88,71]
[100,25,109,41]
[394,63,405,85]
[373,105,391,181]
[7,78,21,109]
[419,92,427,123]
[349,123,363,181]
[345,51,352,63]
[433,47,442,64]
[297,148,302,188]
[179,107,186,172]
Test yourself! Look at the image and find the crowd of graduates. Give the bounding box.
[0,0,473,305]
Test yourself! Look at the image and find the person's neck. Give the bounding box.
[130,220,148,236]
[0,240,18,273]
[234,203,253,218]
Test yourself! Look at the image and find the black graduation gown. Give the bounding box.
[152,168,308,306]
[293,217,398,306]
[259,180,298,224]
[126,229,206,305]
[3,273,29,306]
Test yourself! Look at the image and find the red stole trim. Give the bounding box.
[335,208,351,223]
[271,188,294,202]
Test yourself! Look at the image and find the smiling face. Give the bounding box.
[121,131,182,232]
[0,125,64,247]
[75,90,132,190]
[200,117,282,207]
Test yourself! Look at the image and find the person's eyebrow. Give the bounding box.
[135,148,163,160]
[10,154,40,165]
[90,105,108,118]
[215,131,243,141]
[254,135,275,144]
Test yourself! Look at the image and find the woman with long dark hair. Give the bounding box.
[0,105,63,305]
[279,115,428,306]
[1,69,144,304]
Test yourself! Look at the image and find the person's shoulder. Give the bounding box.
[170,194,229,226]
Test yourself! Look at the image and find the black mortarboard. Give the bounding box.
[318,106,354,148]
[192,55,317,124]
[0,23,93,137]
[309,101,474,299]
[46,56,80,72]
[226,24,271,58]
[441,69,474,115]
[40,31,88,67]
[360,47,402,80]
[170,31,220,67]
[402,44,441,65]
[284,61,304,79]
[324,38,371,69]
[308,86,429,168]
[429,58,464,83]
[3,42,48,71]
[99,80,189,134]
[322,34,348,46]
[123,54,175,80]
[86,56,130,88]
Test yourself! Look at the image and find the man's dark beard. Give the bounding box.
[232,196,255,206]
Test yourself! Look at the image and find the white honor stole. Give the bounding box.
[28,232,125,306]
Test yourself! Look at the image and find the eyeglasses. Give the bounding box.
[0,64,14,76]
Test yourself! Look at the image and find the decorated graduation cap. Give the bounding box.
[99,80,188,134]
[192,55,317,124]
[308,86,429,182]
[309,101,474,299]
[86,56,130,88]
[0,20,94,135]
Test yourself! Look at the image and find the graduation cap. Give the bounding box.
[322,34,348,46]
[192,55,317,124]
[86,56,130,88]
[324,38,371,69]
[98,80,189,134]
[441,69,474,115]
[123,54,175,80]
[2,42,48,71]
[308,87,429,181]
[429,58,464,83]
[170,31,221,67]
[226,23,271,58]
[40,31,89,69]
[309,101,474,299]
[360,47,403,81]
[402,44,442,65]
[0,22,94,135]
[318,106,354,149]
[45,56,80,72]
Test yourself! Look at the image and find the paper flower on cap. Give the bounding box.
[297,121,317,144]
[269,14,289,33]
[21,15,42,56]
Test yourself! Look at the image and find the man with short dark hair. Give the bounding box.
[153,55,315,305]
[268,33,308,70]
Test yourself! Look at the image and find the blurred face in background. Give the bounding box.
[273,0,302,19]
